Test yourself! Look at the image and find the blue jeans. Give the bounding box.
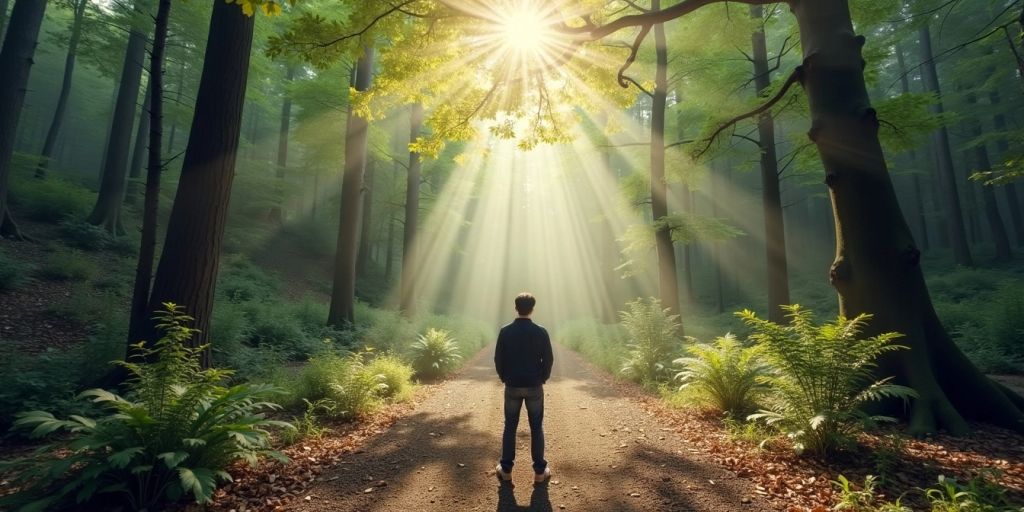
[500,385,547,474]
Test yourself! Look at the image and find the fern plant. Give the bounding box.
[741,305,917,458]
[0,304,292,511]
[674,334,771,418]
[620,298,680,385]
[410,328,462,379]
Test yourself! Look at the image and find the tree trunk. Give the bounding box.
[751,5,790,323]
[328,48,374,328]
[989,90,1024,247]
[127,0,170,354]
[792,0,1022,433]
[125,81,151,206]
[400,103,423,316]
[0,0,10,41]
[650,0,681,321]
[88,3,150,236]
[918,24,972,266]
[0,0,47,240]
[963,93,1011,261]
[166,58,185,154]
[384,214,394,281]
[34,0,86,179]
[268,65,294,224]
[711,168,724,314]
[357,157,376,276]
[895,42,929,250]
[139,0,254,366]
[674,90,694,304]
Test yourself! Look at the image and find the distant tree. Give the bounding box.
[400,103,424,316]
[34,0,87,179]
[0,0,48,240]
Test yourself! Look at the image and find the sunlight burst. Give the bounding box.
[499,5,554,56]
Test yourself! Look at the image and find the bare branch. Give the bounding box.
[621,75,654,97]
[617,24,652,88]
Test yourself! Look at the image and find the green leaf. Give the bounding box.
[107,447,144,468]
[158,451,190,469]
[178,467,217,504]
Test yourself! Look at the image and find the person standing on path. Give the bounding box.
[494,292,554,484]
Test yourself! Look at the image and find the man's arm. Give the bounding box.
[541,328,554,383]
[494,331,505,383]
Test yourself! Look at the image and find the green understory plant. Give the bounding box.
[832,474,911,512]
[0,304,292,511]
[743,306,918,458]
[410,328,462,379]
[674,333,771,418]
[620,297,681,386]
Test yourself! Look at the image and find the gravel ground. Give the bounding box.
[294,344,772,512]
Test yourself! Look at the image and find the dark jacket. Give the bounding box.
[494,318,554,387]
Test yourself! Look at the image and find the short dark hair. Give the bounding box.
[515,292,536,315]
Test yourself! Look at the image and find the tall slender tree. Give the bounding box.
[138,0,255,366]
[34,0,87,178]
[964,91,1011,260]
[989,89,1024,246]
[0,0,48,240]
[895,41,930,250]
[268,65,295,224]
[400,102,423,316]
[125,81,151,205]
[87,1,150,235]
[328,47,374,328]
[356,157,376,276]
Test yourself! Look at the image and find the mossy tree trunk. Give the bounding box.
[0,0,47,240]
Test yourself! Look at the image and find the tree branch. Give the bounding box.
[618,24,652,88]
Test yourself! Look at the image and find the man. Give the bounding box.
[494,292,554,484]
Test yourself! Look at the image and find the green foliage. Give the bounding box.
[36,249,98,281]
[9,171,94,222]
[0,304,291,510]
[288,351,402,419]
[216,256,281,303]
[923,472,1022,512]
[279,399,336,446]
[410,328,462,379]
[673,334,771,418]
[620,298,681,385]
[364,354,415,401]
[558,318,628,375]
[742,306,918,458]
[0,346,88,434]
[832,474,911,512]
[0,249,32,292]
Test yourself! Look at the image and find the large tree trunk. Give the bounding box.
[0,0,10,41]
[268,65,294,224]
[125,81,151,206]
[88,3,150,236]
[356,157,376,276]
[917,25,972,266]
[0,0,47,240]
[328,48,374,328]
[649,0,681,320]
[166,58,186,154]
[989,90,1024,247]
[127,0,170,353]
[963,93,1011,261]
[792,0,1022,434]
[400,103,423,316]
[751,5,790,323]
[34,0,86,179]
[139,0,254,366]
[894,42,929,251]
[673,90,695,304]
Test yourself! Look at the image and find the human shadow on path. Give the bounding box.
[496,480,552,512]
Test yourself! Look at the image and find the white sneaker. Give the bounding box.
[534,466,551,484]
[495,464,512,482]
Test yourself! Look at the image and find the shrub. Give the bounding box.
[0,249,31,292]
[832,474,911,512]
[290,352,387,418]
[0,304,291,510]
[410,328,462,379]
[988,284,1024,358]
[673,334,771,418]
[37,249,98,281]
[216,257,280,303]
[558,318,628,374]
[620,298,681,385]
[58,220,114,251]
[363,309,416,354]
[0,346,86,434]
[924,472,1020,512]
[364,354,415,401]
[9,172,94,222]
[244,301,323,360]
[742,306,917,458]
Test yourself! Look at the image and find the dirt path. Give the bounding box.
[295,344,773,511]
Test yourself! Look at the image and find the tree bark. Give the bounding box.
[166,58,185,154]
[963,92,1011,261]
[127,0,170,354]
[0,0,10,42]
[356,157,376,276]
[328,49,374,328]
[139,0,254,366]
[988,90,1024,247]
[88,2,150,236]
[400,103,423,316]
[791,0,1021,433]
[125,81,151,206]
[34,0,86,179]
[268,65,294,224]
[751,4,790,323]
[894,42,929,250]
[384,213,395,281]
[674,91,695,304]
[0,0,47,240]
[917,24,972,266]
[649,0,681,321]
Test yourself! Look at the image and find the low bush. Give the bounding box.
[365,354,415,401]
[558,318,628,374]
[289,351,395,419]
[0,346,87,434]
[58,220,115,251]
[410,328,462,379]
[743,306,918,458]
[216,256,281,303]
[673,334,771,418]
[36,249,98,281]
[0,249,32,292]
[0,305,292,510]
[620,298,682,386]
[9,171,94,223]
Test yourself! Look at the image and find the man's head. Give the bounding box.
[515,292,536,317]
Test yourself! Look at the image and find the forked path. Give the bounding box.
[295,344,772,512]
